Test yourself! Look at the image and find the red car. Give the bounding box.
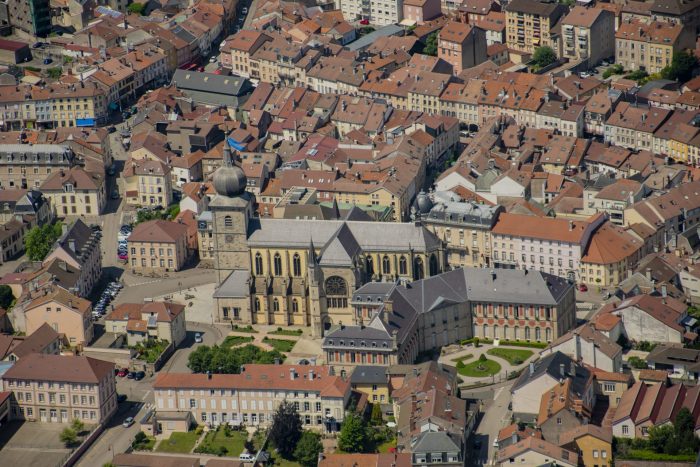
[360,19,369,25]
[578,284,588,292]
[117,368,129,377]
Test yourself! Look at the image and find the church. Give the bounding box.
[209,144,446,337]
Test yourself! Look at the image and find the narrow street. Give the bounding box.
[467,382,513,466]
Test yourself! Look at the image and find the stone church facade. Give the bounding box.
[209,145,445,337]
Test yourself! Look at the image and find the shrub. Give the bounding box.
[478,354,487,362]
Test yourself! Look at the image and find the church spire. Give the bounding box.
[308,238,318,265]
[223,136,234,167]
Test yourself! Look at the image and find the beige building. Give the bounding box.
[23,287,93,347]
[615,20,694,74]
[153,364,350,431]
[561,7,615,66]
[40,167,106,217]
[123,158,173,209]
[504,0,568,60]
[104,301,186,347]
[1,353,117,424]
[0,144,76,190]
[128,220,189,275]
[225,30,271,78]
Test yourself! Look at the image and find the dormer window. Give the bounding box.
[64,184,74,193]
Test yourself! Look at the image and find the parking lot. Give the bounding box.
[0,421,74,467]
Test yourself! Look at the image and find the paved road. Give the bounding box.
[467,382,513,466]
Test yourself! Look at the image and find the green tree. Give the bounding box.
[532,46,557,68]
[370,403,383,426]
[661,51,698,83]
[71,418,85,434]
[648,424,674,453]
[59,427,78,447]
[187,344,284,374]
[25,223,63,261]
[294,431,323,467]
[0,285,14,309]
[424,32,438,56]
[338,412,369,453]
[127,2,146,14]
[269,401,303,458]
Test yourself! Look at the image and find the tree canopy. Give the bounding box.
[0,285,14,309]
[187,344,284,374]
[424,32,438,56]
[294,431,323,467]
[338,412,369,453]
[25,223,63,261]
[532,46,557,68]
[661,51,698,83]
[269,401,303,458]
[127,2,146,14]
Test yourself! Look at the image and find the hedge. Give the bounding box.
[460,338,547,349]
[622,450,697,462]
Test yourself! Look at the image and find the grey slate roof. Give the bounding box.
[350,365,387,385]
[345,24,405,52]
[352,282,397,303]
[319,223,361,267]
[411,431,461,454]
[52,219,99,267]
[247,219,442,253]
[512,351,591,397]
[214,270,250,298]
[172,70,251,108]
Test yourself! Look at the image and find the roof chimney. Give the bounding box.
[568,220,574,231]
[560,363,565,378]
[309,369,314,381]
[290,368,296,380]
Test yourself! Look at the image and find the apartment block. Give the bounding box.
[0,144,76,190]
[438,21,488,74]
[615,20,694,74]
[340,0,404,26]
[153,364,350,431]
[1,353,117,424]
[561,7,615,66]
[505,0,568,60]
[127,220,190,275]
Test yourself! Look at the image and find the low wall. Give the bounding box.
[82,346,134,367]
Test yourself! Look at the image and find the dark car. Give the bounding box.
[32,42,43,49]
[127,371,136,379]
[134,371,146,381]
[107,125,116,133]
[43,57,53,65]
[117,394,127,403]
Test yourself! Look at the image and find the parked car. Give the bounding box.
[117,394,127,403]
[194,333,203,343]
[107,166,116,176]
[43,57,52,65]
[111,189,120,199]
[239,453,255,462]
[127,371,136,379]
[134,371,146,381]
[578,284,588,292]
[123,417,134,427]
[242,6,248,14]
[579,71,591,78]
[360,19,369,25]
[117,368,129,377]
[209,56,217,63]
[118,252,128,261]
[32,42,43,48]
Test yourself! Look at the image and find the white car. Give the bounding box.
[209,56,217,63]
[194,333,203,343]
[123,417,134,428]
[239,453,255,461]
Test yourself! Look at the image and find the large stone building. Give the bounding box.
[323,267,576,372]
[504,0,568,61]
[209,143,445,336]
[0,144,76,190]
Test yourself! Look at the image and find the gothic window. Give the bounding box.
[292,253,302,277]
[254,253,263,275]
[399,256,407,275]
[273,253,282,276]
[292,299,299,313]
[366,256,374,275]
[273,298,279,312]
[326,276,348,309]
[382,256,390,274]
[429,254,439,276]
[413,257,424,280]
[254,297,260,312]
[224,216,233,228]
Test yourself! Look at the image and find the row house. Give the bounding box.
[153,364,350,431]
[604,102,672,152]
[491,212,606,282]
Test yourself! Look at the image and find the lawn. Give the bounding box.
[132,436,156,451]
[377,438,397,453]
[262,337,296,353]
[156,431,200,453]
[269,328,303,336]
[231,324,258,333]
[197,427,247,456]
[132,339,170,363]
[456,357,501,377]
[487,348,533,365]
[223,335,254,347]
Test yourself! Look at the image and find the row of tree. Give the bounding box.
[187,344,284,374]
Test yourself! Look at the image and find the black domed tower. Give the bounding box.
[210,139,254,284]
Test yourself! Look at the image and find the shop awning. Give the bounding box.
[76,118,95,127]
